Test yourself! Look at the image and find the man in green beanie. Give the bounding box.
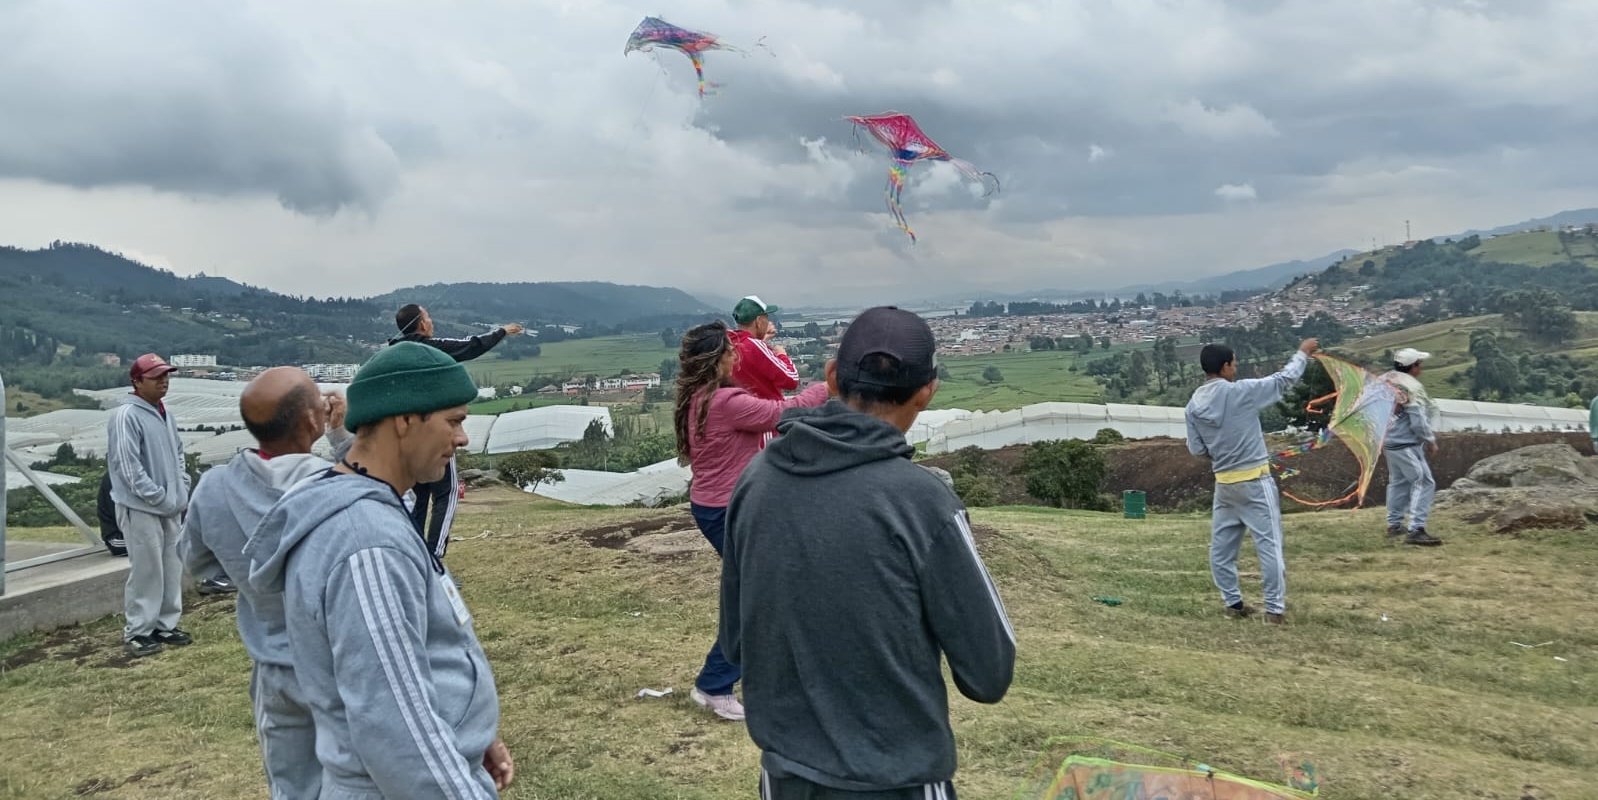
[247,343,515,797]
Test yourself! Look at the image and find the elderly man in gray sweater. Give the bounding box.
[106,354,192,658]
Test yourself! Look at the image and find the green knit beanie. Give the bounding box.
[344,342,479,432]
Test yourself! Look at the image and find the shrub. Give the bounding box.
[1022,439,1107,510]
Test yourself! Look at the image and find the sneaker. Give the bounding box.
[690,688,746,721]
[1403,528,1444,547]
[1385,524,1404,540]
[151,628,193,646]
[198,576,238,595]
[1223,602,1258,619]
[1265,612,1286,625]
[124,635,163,658]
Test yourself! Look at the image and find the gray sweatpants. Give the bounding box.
[1210,476,1287,615]
[118,505,183,640]
[1385,446,1435,532]
[251,662,320,800]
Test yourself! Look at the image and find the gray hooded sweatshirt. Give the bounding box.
[246,471,501,799]
[106,394,190,517]
[1185,351,1308,474]
[722,400,1016,792]
[181,451,331,666]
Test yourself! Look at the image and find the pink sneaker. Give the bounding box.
[690,688,745,721]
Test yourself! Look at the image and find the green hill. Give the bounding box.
[1340,312,1598,402]
[368,281,718,333]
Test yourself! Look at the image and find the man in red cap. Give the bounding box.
[106,354,193,658]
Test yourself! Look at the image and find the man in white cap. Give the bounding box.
[1382,348,1443,546]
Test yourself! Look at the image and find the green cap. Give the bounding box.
[732,295,780,325]
[344,342,479,432]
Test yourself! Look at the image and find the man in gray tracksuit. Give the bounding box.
[180,367,349,799]
[106,354,192,658]
[1185,338,1318,624]
[1382,347,1444,546]
[247,342,513,798]
[722,307,1015,799]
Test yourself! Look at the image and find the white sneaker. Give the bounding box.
[690,688,745,721]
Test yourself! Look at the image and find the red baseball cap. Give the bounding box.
[130,354,176,382]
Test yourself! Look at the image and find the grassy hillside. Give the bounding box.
[933,350,1104,410]
[2,492,1592,799]
[1341,312,1598,400]
[466,333,677,386]
[1328,227,1598,278]
[1472,228,1598,268]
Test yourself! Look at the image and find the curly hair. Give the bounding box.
[673,321,733,465]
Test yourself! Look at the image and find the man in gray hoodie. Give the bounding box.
[181,367,348,799]
[107,354,192,658]
[722,306,1016,799]
[1185,339,1317,624]
[247,342,513,798]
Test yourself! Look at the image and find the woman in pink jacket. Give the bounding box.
[673,320,830,722]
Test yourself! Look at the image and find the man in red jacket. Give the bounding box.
[728,296,800,403]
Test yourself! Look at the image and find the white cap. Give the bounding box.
[1394,347,1430,367]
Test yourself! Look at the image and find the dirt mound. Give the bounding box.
[923,431,1594,511]
[568,512,696,550]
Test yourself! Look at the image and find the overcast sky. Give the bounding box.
[2,0,1595,306]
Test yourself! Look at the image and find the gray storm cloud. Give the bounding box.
[0,1,399,214]
[0,0,1594,303]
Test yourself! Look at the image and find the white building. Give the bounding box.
[303,363,359,383]
[169,354,218,368]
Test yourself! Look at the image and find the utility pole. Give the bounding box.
[1406,219,1412,242]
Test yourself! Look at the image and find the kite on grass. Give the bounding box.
[1270,354,1401,508]
[1016,737,1319,799]
[844,111,1000,243]
[624,16,764,97]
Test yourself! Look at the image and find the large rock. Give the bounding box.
[1449,443,1598,490]
[1435,443,1598,533]
[1436,486,1598,533]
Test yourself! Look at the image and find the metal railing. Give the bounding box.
[0,371,104,594]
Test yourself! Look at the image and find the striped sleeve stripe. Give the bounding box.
[750,338,799,379]
[349,549,481,799]
[952,512,1017,645]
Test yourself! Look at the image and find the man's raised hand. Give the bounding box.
[1299,338,1320,355]
[502,323,525,336]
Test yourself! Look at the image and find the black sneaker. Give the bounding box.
[198,576,238,595]
[151,628,193,646]
[1266,612,1286,625]
[1404,528,1444,547]
[124,635,163,658]
[1223,602,1258,619]
[1385,524,1404,541]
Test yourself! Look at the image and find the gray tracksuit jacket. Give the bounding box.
[246,472,502,798]
[181,451,331,666]
[1185,351,1308,474]
[721,400,1016,792]
[105,394,189,517]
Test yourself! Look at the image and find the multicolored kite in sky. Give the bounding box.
[845,111,1000,243]
[624,16,740,97]
[1272,354,1401,507]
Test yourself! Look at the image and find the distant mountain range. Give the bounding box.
[0,243,724,374]
[368,281,717,332]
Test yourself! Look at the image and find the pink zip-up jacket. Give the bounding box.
[686,382,830,508]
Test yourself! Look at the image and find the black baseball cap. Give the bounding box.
[835,306,938,389]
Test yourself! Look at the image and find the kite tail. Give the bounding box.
[886,161,916,243]
[948,157,1001,196]
[688,53,711,97]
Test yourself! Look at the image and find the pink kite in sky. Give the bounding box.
[845,111,1000,243]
